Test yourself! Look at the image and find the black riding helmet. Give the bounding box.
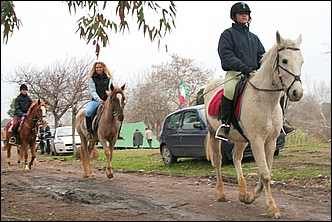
[20,84,28,91]
[230,2,251,23]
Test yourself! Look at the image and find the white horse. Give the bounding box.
[204,31,303,219]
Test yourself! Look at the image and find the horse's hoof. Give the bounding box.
[90,174,96,179]
[107,174,114,179]
[268,207,281,219]
[239,192,254,204]
[82,174,89,178]
[217,197,227,202]
[217,193,227,202]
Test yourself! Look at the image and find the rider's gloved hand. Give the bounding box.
[240,65,251,77]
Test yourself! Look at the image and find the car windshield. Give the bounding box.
[57,128,79,137]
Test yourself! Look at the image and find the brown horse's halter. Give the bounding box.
[248,47,301,95]
[100,90,125,120]
[23,105,47,131]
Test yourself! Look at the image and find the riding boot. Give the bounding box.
[216,95,232,141]
[282,119,296,135]
[9,128,17,144]
[117,122,124,140]
[86,116,93,140]
[280,95,296,135]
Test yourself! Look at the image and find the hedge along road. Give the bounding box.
[1,147,331,221]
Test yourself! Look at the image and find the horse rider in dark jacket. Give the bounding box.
[9,84,32,144]
[216,2,295,141]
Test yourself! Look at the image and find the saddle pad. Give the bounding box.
[208,88,224,117]
[208,88,244,119]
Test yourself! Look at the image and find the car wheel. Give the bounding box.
[162,145,176,165]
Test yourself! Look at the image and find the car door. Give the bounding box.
[162,112,183,156]
[178,110,207,157]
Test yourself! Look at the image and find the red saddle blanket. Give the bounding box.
[208,88,243,120]
[208,89,224,118]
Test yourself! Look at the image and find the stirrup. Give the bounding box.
[282,125,295,135]
[9,137,16,144]
[282,119,296,135]
[215,124,229,141]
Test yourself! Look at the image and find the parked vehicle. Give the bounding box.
[159,104,285,165]
[50,126,80,156]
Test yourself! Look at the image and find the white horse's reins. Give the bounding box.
[248,47,301,95]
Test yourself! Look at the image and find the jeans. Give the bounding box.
[86,100,100,117]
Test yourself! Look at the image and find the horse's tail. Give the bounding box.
[205,132,215,167]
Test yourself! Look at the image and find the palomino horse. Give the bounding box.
[204,31,303,219]
[76,83,126,179]
[2,99,48,171]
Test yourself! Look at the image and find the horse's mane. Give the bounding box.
[27,101,45,115]
[261,37,298,72]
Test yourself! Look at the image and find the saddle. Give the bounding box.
[82,105,103,133]
[208,77,249,140]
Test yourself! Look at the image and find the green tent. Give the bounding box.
[97,121,159,149]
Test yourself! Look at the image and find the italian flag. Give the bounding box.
[180,81,188,107]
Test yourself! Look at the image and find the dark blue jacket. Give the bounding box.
[14,93,32,117]
[39,126,45,142]
[218,23,265,71]
[45,125,51,141]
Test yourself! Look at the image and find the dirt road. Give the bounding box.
[1,147,330,221]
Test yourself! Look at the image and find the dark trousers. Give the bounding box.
[45,140,50,154]
[39,141,45,154]
[147,139,152,148]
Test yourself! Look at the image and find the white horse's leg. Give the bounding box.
[251,140,281,218]
[209,132,226,201]
[232,142,254,203]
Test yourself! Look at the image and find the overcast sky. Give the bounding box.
[1,1,331,120]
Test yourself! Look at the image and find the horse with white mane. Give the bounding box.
[204,31,303,219]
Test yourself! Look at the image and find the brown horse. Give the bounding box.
[76,83,126,179]
[204,31,303,218]
[2,99,48,171]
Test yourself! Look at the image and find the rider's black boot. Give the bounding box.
[86,116,93,140]
[216,95,232,141]
[9,128,17,144]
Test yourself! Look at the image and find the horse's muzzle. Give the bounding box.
[288,87,303,101]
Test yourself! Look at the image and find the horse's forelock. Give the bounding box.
[27,101,47,116]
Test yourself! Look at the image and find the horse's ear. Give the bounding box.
[276,31,282,44]
[121,83,126,91]
[38,99,41,105]
[295,34,302,46]
[111,83,114,91]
